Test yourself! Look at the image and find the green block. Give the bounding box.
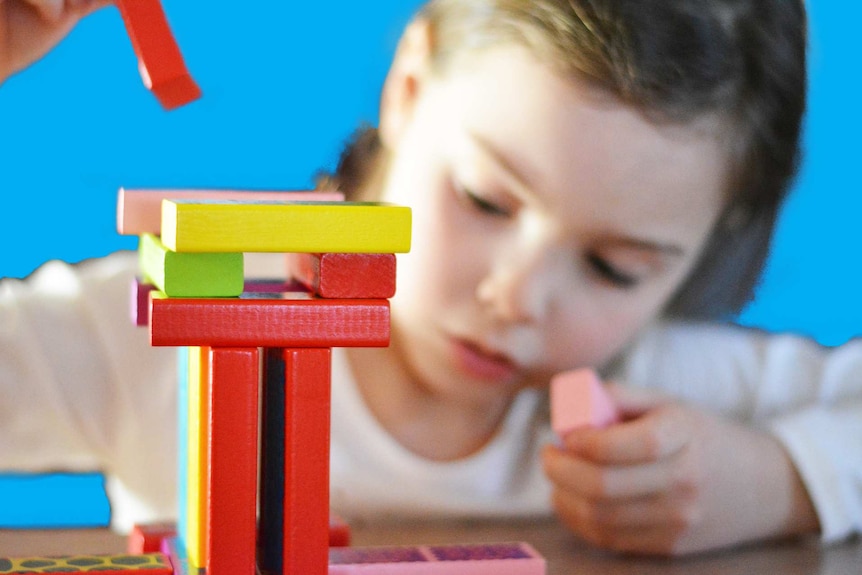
[138,233,244,297]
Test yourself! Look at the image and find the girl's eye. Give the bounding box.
[586,253,640,289]
[455,181,512,217]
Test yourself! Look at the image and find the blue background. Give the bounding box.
[0,1,859,528]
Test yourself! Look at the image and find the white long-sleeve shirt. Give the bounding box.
[1,251,860,543]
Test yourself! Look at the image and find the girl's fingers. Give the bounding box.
[561,403,691,465]
[542,444,694,500]
[551,488,698,532]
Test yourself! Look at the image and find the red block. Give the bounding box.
[115,0,201,109]
[128,522,177,554]
[259,348,332,575]
[329,513,352,547]
[150,295,390,348]
[207,348,259,575]
[286,253,397,298]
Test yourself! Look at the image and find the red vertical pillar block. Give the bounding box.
[260,348,331,575]
[207,347,259,575]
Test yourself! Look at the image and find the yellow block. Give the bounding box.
[186,346,209,568]
[161,200,412,253]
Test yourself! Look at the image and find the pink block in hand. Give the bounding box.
[550,368,619,437]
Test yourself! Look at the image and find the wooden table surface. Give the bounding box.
[1,519,860,574]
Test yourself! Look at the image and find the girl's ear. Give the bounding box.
[379,18,433,150]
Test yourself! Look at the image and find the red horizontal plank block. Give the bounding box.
[150,295,390,348]
[115,0,201,110]
[286,253,396,299]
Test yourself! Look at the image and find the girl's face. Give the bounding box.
[376,43,729,410]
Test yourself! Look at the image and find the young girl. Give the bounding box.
[2,0,861,558]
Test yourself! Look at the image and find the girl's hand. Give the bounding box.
[0,0,110,84]
[542,384,820,556]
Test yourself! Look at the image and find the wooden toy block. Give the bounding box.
[138,233,244,297]
[175,348,190,557]
[286,253,397,299]
[329,514,352,547]
[140,518,348,551]
[186,347,209,568]
[0,553,171,574]
[149,294,390,348]
[131,279,299,328]
[160,538,202,575]
[206,347,260,575]
[260,348,332,575]
[128,523,178,554]
[242,278,306,294]
[328,542,546,575]
[160,200,412,253]
[115,0,201,110]
[550,368,620,437]
[131,277,156,327]
[117,189,344,236]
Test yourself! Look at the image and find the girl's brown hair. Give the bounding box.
[319,0,808,320]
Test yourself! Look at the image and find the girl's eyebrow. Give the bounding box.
[468,130,539,191]
[610,237,686,258]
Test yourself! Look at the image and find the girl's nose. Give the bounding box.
[475,244,559,324]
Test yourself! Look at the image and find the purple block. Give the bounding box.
[328,542,545,574]
[131,277,156,327]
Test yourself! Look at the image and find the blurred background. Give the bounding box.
[0,1,859,528]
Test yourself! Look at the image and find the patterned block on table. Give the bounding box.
[0,553,171,574]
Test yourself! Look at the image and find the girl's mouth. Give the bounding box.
[451,338,518,383]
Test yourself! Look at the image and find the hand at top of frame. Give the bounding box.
[0,0,111,85]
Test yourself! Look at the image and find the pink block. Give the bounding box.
[117,188,344,235]
[550,369,620,437]
[328,542,545,575]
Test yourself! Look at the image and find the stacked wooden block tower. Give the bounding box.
[125,188,411,575]
[0,189,545,575]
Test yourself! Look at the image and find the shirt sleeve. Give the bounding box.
[617,321,862,544]
[0,252,178,530]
